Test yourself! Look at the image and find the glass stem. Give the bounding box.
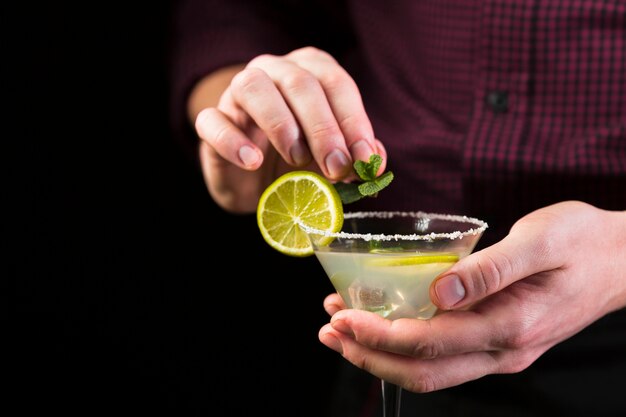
[381,380,402,417]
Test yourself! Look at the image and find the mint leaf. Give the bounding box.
[357,171,394,196]
[354,154,382,181]
[333,154,394,204]
[334,182,365,204]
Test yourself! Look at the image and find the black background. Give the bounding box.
[11,2,341,415]
[10,3,626,417]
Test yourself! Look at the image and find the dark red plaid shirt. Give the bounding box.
[170,0,626,245]
[169,1,626,414]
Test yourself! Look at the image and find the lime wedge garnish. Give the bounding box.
[256,171,344,257]
[365,253,460,266]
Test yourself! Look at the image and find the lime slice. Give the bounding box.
[365,253,460,267]
[257,171,344,257]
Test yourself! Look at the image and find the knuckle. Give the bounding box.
[247,53,277,68]
[281,69,317,93]
[309,120,341,141]
[511,215,560,264]
[337,112,362,134]
[231,67,267,95]
[195,107,215,128]
[194,108,220,138]
[410,339,441,360]
[500,317,538,351]
[504,331,530,352]
[320,70,353,93]
[471,250,515,296]
[472,254,504,295]
[211,123,232,147]
[405,373,438,393]
[292,46,335,62]
[267,117,297,141]
[494,350,537,374]
[350,350,374,374]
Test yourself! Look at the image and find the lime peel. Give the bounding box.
[365,253,460,267]
[257,171,344,257]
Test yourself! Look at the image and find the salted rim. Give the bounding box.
[298,211,488,241]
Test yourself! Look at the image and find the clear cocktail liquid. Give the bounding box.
[314,251,457,320]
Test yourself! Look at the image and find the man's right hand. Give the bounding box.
[190,46,386,213]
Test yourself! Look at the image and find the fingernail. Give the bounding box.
[349,140,374,160]
[238,145,259,167]
[289,141,310,166]
[331,319,354,338]
[434,274,465,308]
[325,149,349,178]
[375,140,386,155]
[320,333,343,354]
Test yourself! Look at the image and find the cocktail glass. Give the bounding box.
[301,211,487,417]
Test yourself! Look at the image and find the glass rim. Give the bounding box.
[298,211,488,242]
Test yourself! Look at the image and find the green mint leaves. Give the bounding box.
[334,154,394,204]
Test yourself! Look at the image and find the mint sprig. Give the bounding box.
[334,154,394,204]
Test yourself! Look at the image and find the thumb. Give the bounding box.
[429,225,558,310]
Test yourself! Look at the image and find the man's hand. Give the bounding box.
[191,46,386,213]
[319,201,626,392]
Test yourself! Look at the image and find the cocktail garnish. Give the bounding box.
[364,253,460,266]
[256,171,344,257]
[334,154,394,204]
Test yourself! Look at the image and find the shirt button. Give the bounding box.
[486,90,508,113]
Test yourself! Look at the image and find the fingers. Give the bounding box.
[242,61,350,179]
[323,293,345,316]
[318,308,543,392]
[318,312,503,392]
[322,309,502,358]
[195,107,263,170]
[316,203,625,393]
[285,47,378,164]
[229,67,312,167]
[327,334,499,392]
[430,221,561,310]
[195,47,386,181]
[246,48,380,178]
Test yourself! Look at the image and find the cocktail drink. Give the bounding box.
[302,211,487,417]
[254,170,488,417]
[315,250,458,320]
